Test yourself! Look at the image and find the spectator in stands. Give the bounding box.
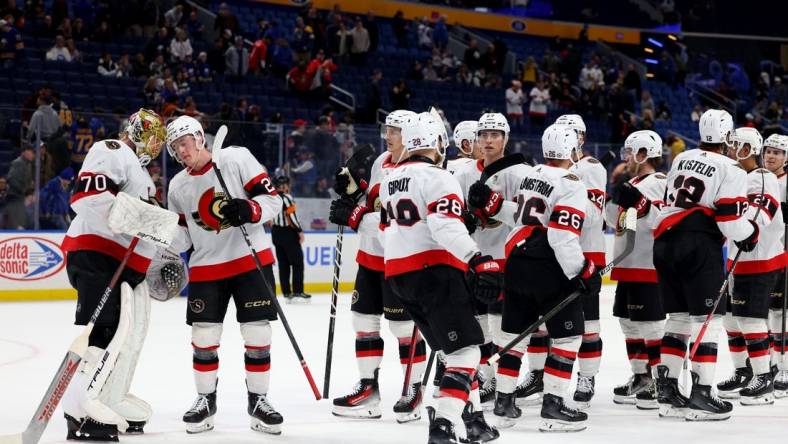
[640,90,655,116]
[520,56,538,91]
[350,20,370,65]
[65,37,82,62]
[579,59,604,92]
[72,17,88,41]
[0,18,22,68]
[92,19,112,43]
[170,28,193,63]
[506,80,525,130]
[27,95,60,144]
[390,79,411,110]
[665,134,685,164]
[45,34,71,62]
[131,52,150,78]
[392,10,408,47]
[361,69,383,123]
[464,39,482,72]
[34,15,57,39]
[423,62,438,81]
[215,2,240,37]
[186,10,204,39]
[292,16,315,64]
[306,50,337,96]
[143,76,160,107]
[656,101,671,121]
[2,146,34,229]
[225,36,249,80]
[457,64,473,85]
[263,20,282,42]
[97,52,119,77]
[164,3,185,29]
[623,64,641,109]
[690,104,702,122]
[363,12,379,52]
[271,38,294,77]
[409,60,424,81]
[287,61,313,96]
[432,15,448,50]
[149,53,166,76]
[335,20,352,62]
[417,17,432,49]
[39,166,73,229]
[249,38,268,75]
[314,177,331,198]
[57,17,72,39]
[208,37,227,75]
[196,51,213,82]
[291,149,316,196]
[145,27,170,62]
[528,79,550,127]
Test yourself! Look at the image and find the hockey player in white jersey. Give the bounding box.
[446,120,480,174]
[716,127,783,405]
[379,111,502,444]
[761,133,788,397]
[458,113,531,410]
[493,124,594,432]
[165,116,284,435]
[61,109,170,441]
[604,130,666,409]
[329,110,429,423]
[653,109,759,421]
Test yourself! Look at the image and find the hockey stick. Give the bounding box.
[0,238,140,444]
[489,208,638,363]
[479,153,526,184]
[322,224,344,398]
[421,351,437,387]
[401,326,421,396]
[210,125,321,400]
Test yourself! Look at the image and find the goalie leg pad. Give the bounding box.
[241,321,272,395]
[193,322,223,394]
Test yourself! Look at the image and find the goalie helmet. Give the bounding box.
[124,109,166,167]
[381,109,417,137]
[477,113,510,139]
[764,134,788,153]
[165,115,205,164]
[622,130,662,162]
[453,120,478,155]
[542,124,579,160]
[699,109,734,145]
[730,127,763,158]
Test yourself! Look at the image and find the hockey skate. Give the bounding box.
[332,369,382,419]
[572,375,595,409]
[514,370,543,407]
[427,406,480,444]
[655,365,688,418]
[685,372,732,421]
[462,402,499,442]
[613,372,652,405]
[478,374,496,410]
[774,369,788,398]
[539,393,587,432]
[183,392,217,434]
[394,382,424,423]
[290,292,312,304]
[739,373,775,406]
[716,365,752,399]
[248,392,284,434]
[635,378,659,410]
[492,392,521,429]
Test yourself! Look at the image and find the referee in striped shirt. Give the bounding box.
[271,175,311,302]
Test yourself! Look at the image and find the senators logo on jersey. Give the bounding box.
[192,188,232,232]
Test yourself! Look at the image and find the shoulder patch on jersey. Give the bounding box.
[563,173,580,181]
[105,140,121,150]
[654,173,667,179]
[586,157,599,164]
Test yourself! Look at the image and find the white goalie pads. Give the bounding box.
[108,192,179,248]
[146,249,188,301]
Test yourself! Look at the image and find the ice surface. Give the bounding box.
[1,286,786,443]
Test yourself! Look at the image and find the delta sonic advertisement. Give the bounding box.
[0,231,361,301]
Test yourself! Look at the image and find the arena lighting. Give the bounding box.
[647,37,664,48]
[644,58,659,64]
[644,47,654,54]
[646,72,655,78]
[667,34,678,41]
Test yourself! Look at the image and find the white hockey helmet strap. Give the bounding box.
[541,124,579,161]
[453,120,478,155]
[699,109,734,146]
[730,127,764,159]
[623,130,662,164]
[165,115,205,164]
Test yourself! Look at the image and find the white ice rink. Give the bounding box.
[1,286,787,444]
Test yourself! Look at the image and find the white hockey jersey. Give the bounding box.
[505,165,588,279]
[571,156,607,267]
[354,151,396,272]
[63,139,158,274]
[167,147,280,282]
[446,157,474,175]
[453,158,532,264]
[778,173,786,202]
[727,168,786,274]
[604,172,666,282]
[654,149,754,244]
[379,158,480,278]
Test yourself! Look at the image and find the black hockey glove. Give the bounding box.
[571,259,597,295]
[467,181,503,224]
[781,202,788,223]
[333,168,350,196]
[616,182,650,214]
[329,198,369,231]
[220,198,262,226]
[462,210,479,235]
[734,220,760,253]
[466,253,504,304]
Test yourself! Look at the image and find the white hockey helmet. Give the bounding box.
[542,124,579,160]
[401,111,445,160]
[764,133,788,153]
[166,115,205,164]
[477,113,510,139]
[730,127,763,158]
[381,109,416,137]
[699,109,734,145]
[622,130,662,163]
[554,114,587,134]
[453,120,478,155]
[124,108,166,167]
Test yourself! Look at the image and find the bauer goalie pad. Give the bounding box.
[107,192,179,248]
[146,249,188,301]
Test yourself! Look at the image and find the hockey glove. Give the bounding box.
[333,168,351,196]
[467,181,503,224]
[220,198,262,226]
[571,259,597,295]
[734,220,760,253]
[329,198,369,231]
[616,182,650,214]
[466,253,504,304]
[462,210,479,235]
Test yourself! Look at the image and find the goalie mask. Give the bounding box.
[124,109,166,167]
[542,124,579,161]
[453,120,478,155]
[166,115,206,165]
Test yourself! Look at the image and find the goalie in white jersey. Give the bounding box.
[165,116,284,435]
[653,109,759,421]
[761,133,788,397]
[379,111,503,444]
[61,109,182,441]
[716,128,784,405]
[604,130,667,408]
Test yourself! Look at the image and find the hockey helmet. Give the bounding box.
[477,112,510,140]
[622,130,663,163]
[764,134,788,153]
[730,127,763,159]
[401,111,445,160]
[699,109,734,145]
[542,124,579,160]
[273,175,290,187]
[554,114,587,134]
[453,120,478,155]
[381,109,417,138]
[124,108,166,167]
[166,115,205,164]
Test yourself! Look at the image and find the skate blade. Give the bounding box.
[657,404,686,418]
[774,389,788,399]
[684,409,731,421]
[613,395,636,405]
[251,418,282,435]
[573,401,591,411]
[538,419,587,433]
[717,390,741,399]
[494,416,518,429]
[332,405,382,419]
[635,399,659,410]
[395,410,422,423]
[515,393,543,407]
[740,394,775,406]
[185,417,214,434]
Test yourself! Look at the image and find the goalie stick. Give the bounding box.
[210,125,321,400]
[489,207,638,363]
